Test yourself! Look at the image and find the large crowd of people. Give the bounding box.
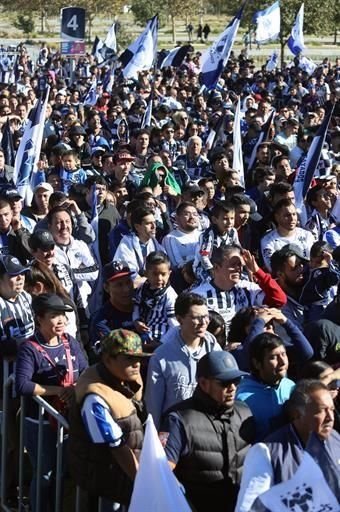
[0,40,339,512]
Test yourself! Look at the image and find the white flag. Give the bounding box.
[287,3,305,56]
[257,452,339,511]
[266,50,279,72]
[233,98,244,187]
[298,56,317,76]
[255,1,280,44]
[128,415,191,512]
[122,15,158,80]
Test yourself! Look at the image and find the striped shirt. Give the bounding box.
[0,291,34,345]
[81,394,123,447]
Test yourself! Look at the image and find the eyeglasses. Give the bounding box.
[215,378,241,388]
[328,379,340,391]
[188,314,210,324]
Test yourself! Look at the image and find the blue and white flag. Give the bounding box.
[160,45,191,69]
[100,22,117,61]
[298,55,317,76]
[83,77,98,106]
[92,36,104,65]
[129,415,192,512]
[233,98,244,187]
[294,104,334,216]
[247,108,276,171]
[102,64,115,93]
[287,3,305,56]
[13,87,50,205]
[141,97,153,128]
[255,1,280,44]
[121,15,158,80]
[266,50,279,72]
[200,5,244,90]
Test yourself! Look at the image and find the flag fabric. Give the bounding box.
[265,50,279,72]
[100,22,117,62]
[141,97,153,128]
[128,415,192,512]
[92,36,104,65]
[1,118,15,167]
[160,45,191,69]
[88,184,103,311]
[102,64,115,93]
[233,98,244,187]
[254,1,280,44]
[298,55,317,76]
[252,451,339,512]
[83,77,98,106]
[200,5,244,90]
[247,109,276,171]
[13,87,50,205]
[287,3,306,56]
[294,104,334,216]
[121,15,158,80]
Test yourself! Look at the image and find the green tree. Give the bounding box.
[14,14,35,36]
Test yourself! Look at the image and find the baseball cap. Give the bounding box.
[2,187,22,201]
[100,329,151,358]
[91,146,107,157]
[32,293,73,315]
[29,230,55,252]
[33,182,54,194]
[271,243,310,272]
[182,183,205,196]
[197,351,248,381]
[114,149,135,163]
[102,261,133,282]
[0,255,29,276]
[69,125,87,136]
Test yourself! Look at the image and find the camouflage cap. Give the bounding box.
[100,329,151,358]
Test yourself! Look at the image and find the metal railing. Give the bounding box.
[1,361,107,512]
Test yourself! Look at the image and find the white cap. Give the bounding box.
[33,182,54,194]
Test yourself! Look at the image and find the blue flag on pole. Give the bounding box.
[160,45,191,69]
[83,77,98,106]
[121,15,158,80]
[200,5,245,90]
[233,98,245,187]
[141,97,153,128]
[294,104,334,214]
[287,3,306,56]
[13,86,50,205]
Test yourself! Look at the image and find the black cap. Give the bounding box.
[69,125,87,136]
[2,187,22,200]
[29,230,55,251]
[271,243,309,274]
[197,352,248,381]
[102,260,133,282]
[32,293,73,315]
[182,182,205,196]
[0,255,29,276]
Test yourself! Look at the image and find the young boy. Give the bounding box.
[133,251,178,345]
[59,149,88,194]
[305,184,335,241]
[300,240,340,322]
[193,201,239,281]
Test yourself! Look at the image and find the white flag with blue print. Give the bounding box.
[122,15,158,80]
[266,50,279,72]
[13,86,50,205]
[200,6,244,90]
[255,1,280,44]
[233,98,244,187]
[287,3,306,56]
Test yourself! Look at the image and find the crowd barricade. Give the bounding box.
[1,360,107,512]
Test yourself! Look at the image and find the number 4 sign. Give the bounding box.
[61,7,85,41]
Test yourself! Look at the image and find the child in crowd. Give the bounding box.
[300,241,340,322]
[59,149,88,194]
[193,201,239,281]
[133,251,178,347]
[305,183,335,241]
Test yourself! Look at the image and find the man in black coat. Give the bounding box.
[161,351,255,512]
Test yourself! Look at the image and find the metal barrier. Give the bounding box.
[1,361,107,512]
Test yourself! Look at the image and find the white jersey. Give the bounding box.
[162,228,201,269]
[261,227,314,271]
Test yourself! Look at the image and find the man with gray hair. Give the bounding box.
[236,379,340,511]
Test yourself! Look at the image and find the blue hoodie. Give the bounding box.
[145,326,221,429]
[236,375,295,441]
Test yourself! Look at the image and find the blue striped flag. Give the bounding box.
[233,98,244,186]
[160,45,191,69]
[83,77,98,106]
[287,3,305,56]
[200,5,245,90]
[13,86,50,205]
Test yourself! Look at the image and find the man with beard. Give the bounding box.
[270,244,308,329]
[161,351,255,512]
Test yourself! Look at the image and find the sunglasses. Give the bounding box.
[328,379,340,391]
[215,378,241,388]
